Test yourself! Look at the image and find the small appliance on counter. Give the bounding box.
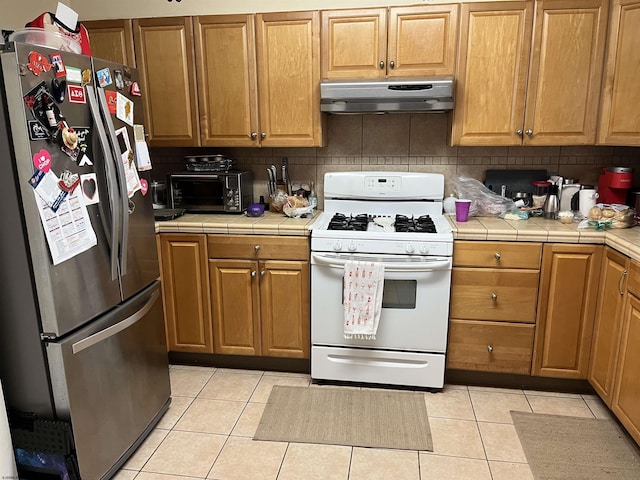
[168,170,253,213]
[598,167,633,204]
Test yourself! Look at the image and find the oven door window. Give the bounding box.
[343,278,417,309]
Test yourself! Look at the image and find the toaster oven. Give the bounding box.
[168,171,253,213]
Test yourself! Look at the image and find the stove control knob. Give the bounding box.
[405,244,415,254]
[348,242,357,252]
[333,241,343,251]
[420,244,430,254]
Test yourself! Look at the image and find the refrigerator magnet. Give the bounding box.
[77,150,93,167]
[32,149,52,172]
[28,121,49,141]
[114,70,124,90]
[81,69,92,86]
[26,51,52,76]
[96,68,112,88]
[28,169,68,212]
[105,90,117,114]
[58,170,80,194]
[49,52,66,78]
[130,82,141,97]
[80,173,99,205]
[116,92,134,126]
[139,178,148,196]
[67,84,86,104]
[65,66,83,84]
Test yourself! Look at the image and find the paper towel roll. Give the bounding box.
[0,381,18,479]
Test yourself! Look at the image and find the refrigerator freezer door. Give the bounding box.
[92,57,160,301]
[46,281,170,480]
[1,43,121,337]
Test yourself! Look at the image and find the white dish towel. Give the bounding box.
[343,260,385,339]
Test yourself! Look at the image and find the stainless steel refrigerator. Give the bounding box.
[0,41,170,479]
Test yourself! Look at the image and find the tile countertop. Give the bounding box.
[447,214,640,262]
[155,212,640,262]
[154,211,318,236]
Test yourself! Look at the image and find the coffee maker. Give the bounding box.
[597,167,633,204]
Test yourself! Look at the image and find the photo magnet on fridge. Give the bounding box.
[96,68,112,87]
[80,173,99,205]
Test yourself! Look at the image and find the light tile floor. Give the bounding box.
[114,365,615,480]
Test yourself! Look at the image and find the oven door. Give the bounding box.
[311,252,452,352]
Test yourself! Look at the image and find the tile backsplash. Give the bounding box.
[150,114,638,209]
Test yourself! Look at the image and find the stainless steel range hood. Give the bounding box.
[320,77,454,114]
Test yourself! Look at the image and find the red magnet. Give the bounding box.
[130,82,141,96]
[33,149,52,172]
[26,51,52,76]
[105,90,117,114]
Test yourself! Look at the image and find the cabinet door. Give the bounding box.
[260,260,310,359]
[83,19,136,66]
[597,0,640,145]
[387,5,458,77]
[588,247,628,404]
[256,11,324,147]
[533,244,602,378]
[523,0,608,145]
[452,2,533,145]
[159,234,213,353]
[194,15,260,147]
[612,292,640,445]
[133,17,200,147]
[321,8,387,79]
[209,259,261,356]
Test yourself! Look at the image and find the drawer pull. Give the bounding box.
[254,245,261,252]
[619,269,628,295]
[494,253,501,260]
[487,345,493,353]
[491,293,498,301]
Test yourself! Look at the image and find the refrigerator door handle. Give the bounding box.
[86,87,120,281]
[71,290,160,354]
[96,87,130,277]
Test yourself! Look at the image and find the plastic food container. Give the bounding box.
[9,28,82,53]
[558,211,575,224]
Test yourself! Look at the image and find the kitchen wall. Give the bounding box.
[1,0,72,30]
[150,114,639,209]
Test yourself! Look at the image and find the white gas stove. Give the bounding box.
[310,171,453,389]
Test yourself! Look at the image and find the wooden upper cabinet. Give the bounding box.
[452,0,608,146]
[597,0,640,145]
[256,11,324,147]
[194,15,259,147]
[524,0,609,145]
[452,2,533,145]
[387,5,458,77]
[321,5,458,79]
[84,19,136,66]
[133,17,200,147]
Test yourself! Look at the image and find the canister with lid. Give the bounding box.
[531,180,551,208]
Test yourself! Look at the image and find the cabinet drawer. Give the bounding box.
[626,259,640,298]
[447,319,535,375]
[450,269,539,323]
[453,241,542,269]
[208,235,309,261]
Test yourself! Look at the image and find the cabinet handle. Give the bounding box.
[251,271,257,277]
[379,61,385,69]
[495,252,501,260]
[516,129,523,136]
[254,245,260,252]
[487,345,493,353]
[619,269,628,295]
[491,293,498,301]
[261,132,267,139]
[251,132,257,140]
[389,60,395,69]
[525,129,533,137]
[260,270,266,278]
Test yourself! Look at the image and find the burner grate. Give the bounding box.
[327,213,438,234]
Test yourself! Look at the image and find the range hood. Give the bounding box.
[320,77,454,114]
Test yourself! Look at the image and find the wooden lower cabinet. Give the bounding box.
[611,287,640,445]
[208,235,310,359]
[588,247,629,404]
[533,244,602,379]
[159,234,213,353]
[447,320,535,374]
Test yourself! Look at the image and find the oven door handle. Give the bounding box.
[311,253,451,272]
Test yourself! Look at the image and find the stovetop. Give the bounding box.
[328,213,438,233]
